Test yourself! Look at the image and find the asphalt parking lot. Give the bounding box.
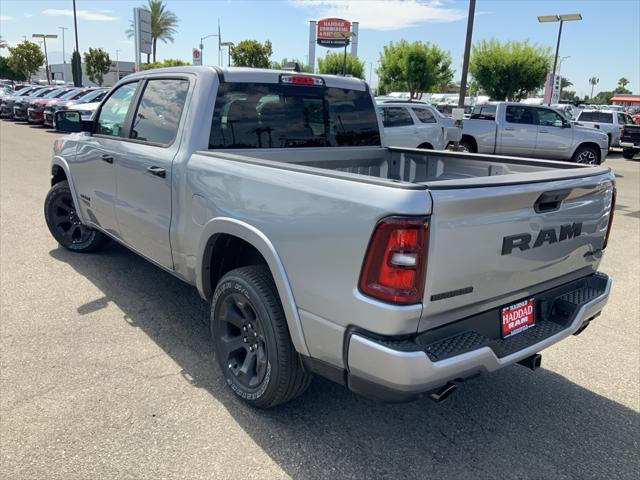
[1,119,638,480]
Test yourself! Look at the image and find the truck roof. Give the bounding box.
[124,66,368,91]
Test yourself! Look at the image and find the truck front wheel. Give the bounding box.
[211,265,312,408]
[572,145,600,165]
[44,181,110,253]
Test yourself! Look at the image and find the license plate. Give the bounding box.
[501,298,535,339]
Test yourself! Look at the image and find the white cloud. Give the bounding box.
[42,9,119,21]
[24,13,34,18]
[0,15,14,21]
[290,0,466,30]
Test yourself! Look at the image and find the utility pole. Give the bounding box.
[72,0,81,86]
[458,0,476,109]
[59,26,68,82]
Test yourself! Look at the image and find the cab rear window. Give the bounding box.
[208,82,380,149]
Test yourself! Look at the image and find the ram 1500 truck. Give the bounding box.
[46,67,615,408]
[461,102,609,164]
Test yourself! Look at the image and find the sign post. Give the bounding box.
[192,48,202,66]
[133,8,152,71]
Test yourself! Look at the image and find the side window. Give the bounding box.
[505,105,536,125]
[382,107,414,127]
[597,112,613,123]
[96,82,139,137]
[130,79,189,145]
[413,108,436,123]
[578,111,594,122]
[537,109,565,127]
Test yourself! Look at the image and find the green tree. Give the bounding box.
[377,40,453,100]
[7,41,44,82]
[0,55,25,81]
[83,48,111,86]
[0,36,8,49]
[141,58,189,70]
[592,91,614,105]
[71,50,82,87]
[588,77,599,101]
[230,40,273,68]
[126,0,179,63]
[271,58,313,73]
[317,52,365,78]
[618,77,629,89]
[469,39,552,100]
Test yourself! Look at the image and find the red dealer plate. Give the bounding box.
[501,298,535,339]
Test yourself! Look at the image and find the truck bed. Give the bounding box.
[204,146,609,189]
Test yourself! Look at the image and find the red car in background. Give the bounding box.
[27,88,76,124]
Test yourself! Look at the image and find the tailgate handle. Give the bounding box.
[534,189,571,213]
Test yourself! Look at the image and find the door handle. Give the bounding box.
[100,154,114,164]
[146,166,166,178]
[504,126,515,131]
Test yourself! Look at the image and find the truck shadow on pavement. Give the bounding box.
[50,243,639,480]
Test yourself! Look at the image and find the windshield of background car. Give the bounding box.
[42,89,66,99]
[78,89,107,102]
[209,82,381,148]
[58,89,83,100]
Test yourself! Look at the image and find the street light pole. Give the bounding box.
[538,13,582,105]
[458,0,476,109]
[200,34,220,66]
[32,33,58,84]
[59,26,68,82]
[72,0,81,87]
[115,49,121,80]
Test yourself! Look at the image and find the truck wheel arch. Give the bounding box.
[50,158,86,224]
[572,142,602,164]
[460,135,477,153]
[196,217,309,356]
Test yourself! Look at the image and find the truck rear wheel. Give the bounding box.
[459,137,476,153]
[44,181,110,253]
[211,265,312,408]
[622,148,637,160]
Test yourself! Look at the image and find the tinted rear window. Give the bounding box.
[209,82,380,149]
[578,111,595,122]
[470,104,496,120]
[597,112,613,123]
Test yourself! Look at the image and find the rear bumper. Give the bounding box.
[620,141,640,149]
[346,272,611,401]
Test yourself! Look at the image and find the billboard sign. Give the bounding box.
[192,48,202,66]
[136,8,152,53]
[317,18,351,48]
[543,73,561,104]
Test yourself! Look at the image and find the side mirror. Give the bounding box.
[54,110,82,132]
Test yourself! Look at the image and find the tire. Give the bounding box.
[417,143,433,150]
[622,148,637,160]
[211,265,312,408]
[572,145,600,165]
[459,138,475,153]
[44,181,111,253]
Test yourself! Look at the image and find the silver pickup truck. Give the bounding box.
[46,67,615,407]
[461,102,609,164]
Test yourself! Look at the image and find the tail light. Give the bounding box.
[603,189,616,250]
[620,127,625,140]
[359,217,428,304]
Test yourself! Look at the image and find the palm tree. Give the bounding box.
[588,77,599,101]
[126,0,179,63]
[0,36,8,49]
[618,77,629,89]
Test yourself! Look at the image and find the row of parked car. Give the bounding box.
[0,84,108,129]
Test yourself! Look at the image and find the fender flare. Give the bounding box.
[51,157,87,224]
[196,217,309,356]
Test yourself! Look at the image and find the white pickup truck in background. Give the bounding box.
[460,102,609,164]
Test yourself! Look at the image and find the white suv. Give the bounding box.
[376,101,462,150]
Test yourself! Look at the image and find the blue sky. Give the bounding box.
[1,0,638,96]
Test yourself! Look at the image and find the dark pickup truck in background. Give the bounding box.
[621,124,640,159]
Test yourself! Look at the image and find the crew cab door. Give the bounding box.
[535,107,573,159]
[113,77,190,269]
[380,106,418,148]
[72,81,140,237]
[496,105,538,156]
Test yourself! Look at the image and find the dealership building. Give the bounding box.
[34,61,135,87]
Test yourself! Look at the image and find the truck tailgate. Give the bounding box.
[420,172,615,331]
